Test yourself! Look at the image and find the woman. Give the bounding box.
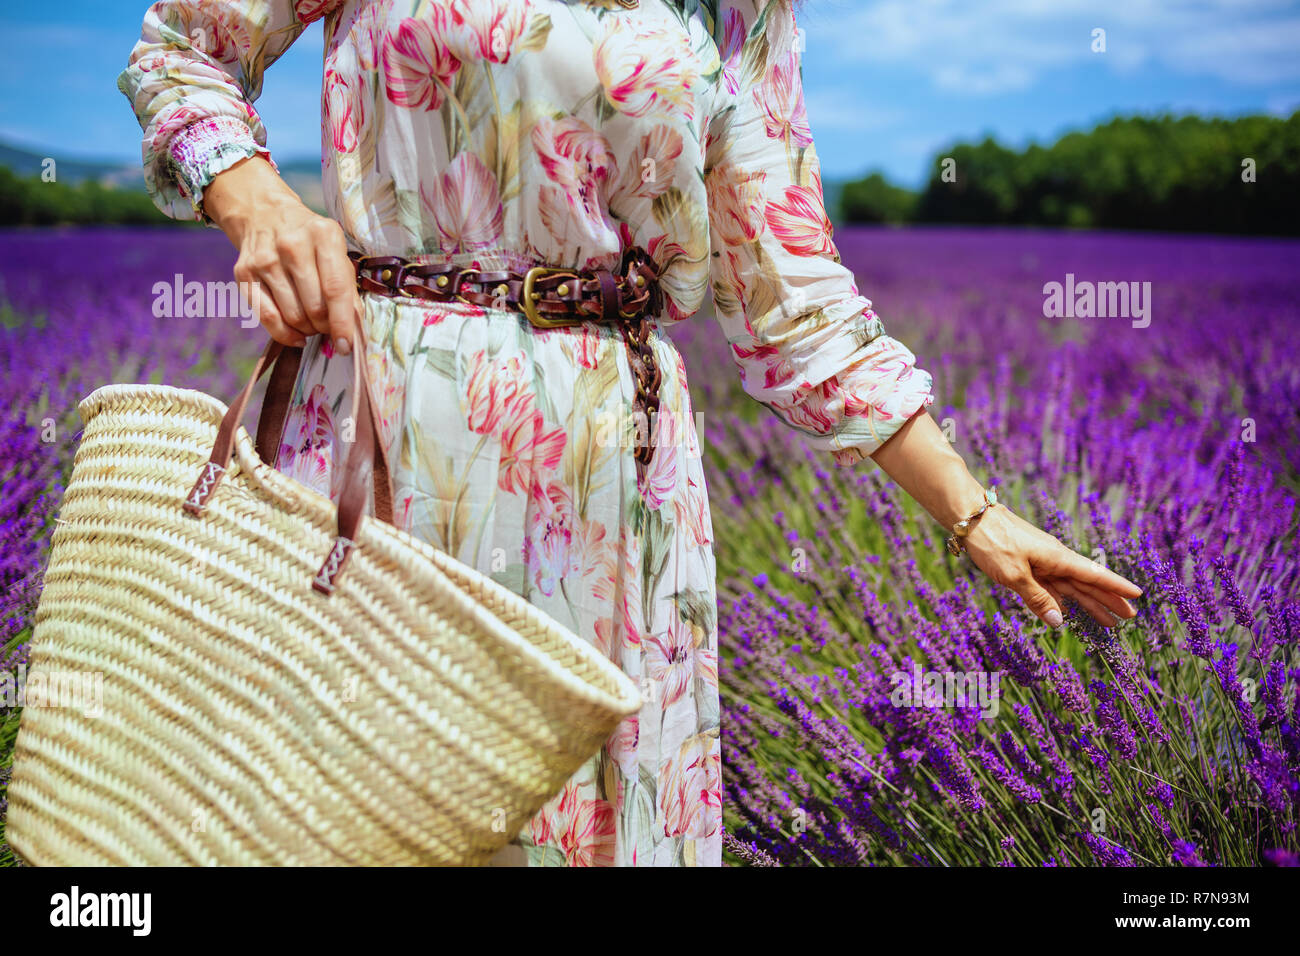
[118,0,1142,867]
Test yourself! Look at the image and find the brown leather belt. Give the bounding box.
[350,247,666,484]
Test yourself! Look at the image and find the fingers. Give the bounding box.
[315,231,359,356]
[1011,571,1066,628]
[1042,580,1071,625]
[233,213,358,348]
[233,264,305,347]
[1047,547,1143,598]
[235,235,313,341]
[261,309,308,347]
[1050,578,1126,630]
[264,267,315,338]
[1042,578,1113,631]
[283,220,347,339]
[1064,576,1137,621]
[274,237,326,338]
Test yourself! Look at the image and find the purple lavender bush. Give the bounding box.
[0,226,252,861]
[0,224,1296,867]
[665,226,1300,866]
[0,227,251,647]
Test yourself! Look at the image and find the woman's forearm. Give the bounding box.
[202,154,304,242]
[868,407,1141,630]
[867,409,989,529]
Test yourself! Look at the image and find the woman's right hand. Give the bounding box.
[203,154,360,354]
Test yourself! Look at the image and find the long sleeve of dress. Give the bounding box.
[703,0,935,464]
[116,0,338,224]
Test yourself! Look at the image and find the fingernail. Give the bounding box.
[1045,609,1064,628]
[334,337,352,355]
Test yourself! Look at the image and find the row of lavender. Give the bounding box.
[664,227,1300,865]
[0,227,252,648]
[0,227,253,852]
[1,225,1297,865]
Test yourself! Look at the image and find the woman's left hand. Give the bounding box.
[960,502,1143,629]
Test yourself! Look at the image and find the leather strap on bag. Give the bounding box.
[184,335,395,596]
[253,344,302,465]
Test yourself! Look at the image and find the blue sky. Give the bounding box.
[4,0,1300,187]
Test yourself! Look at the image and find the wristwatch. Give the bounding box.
[945,486,998,557]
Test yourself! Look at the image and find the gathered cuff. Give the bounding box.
[167,115,278,225]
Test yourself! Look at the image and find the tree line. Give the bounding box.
[839,111,1300,235]
[0,166,174,226]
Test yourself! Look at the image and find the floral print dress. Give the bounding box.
[119,0,936,867]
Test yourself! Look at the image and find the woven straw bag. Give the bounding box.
[6,338,642,866]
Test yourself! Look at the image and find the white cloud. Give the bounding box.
[801,0,1300,95]
[932,62,1037,96]
[803,91,906,132]
[1162,16,1300,85]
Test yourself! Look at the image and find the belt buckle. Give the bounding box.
[521,266,582,328]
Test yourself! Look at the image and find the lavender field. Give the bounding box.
[1,225,1297,866]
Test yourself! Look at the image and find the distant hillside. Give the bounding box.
[0,143,146,190]
[0,140,326,219]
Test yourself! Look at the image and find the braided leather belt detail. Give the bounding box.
[350,248,665,484]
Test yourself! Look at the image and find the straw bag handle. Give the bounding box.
[184,337,395,596]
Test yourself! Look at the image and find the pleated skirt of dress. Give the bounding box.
[272,292,722,867]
